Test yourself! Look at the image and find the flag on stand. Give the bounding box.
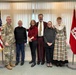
[69,8,76,54]
[0,11,3,52]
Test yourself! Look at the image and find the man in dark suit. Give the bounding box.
[36,14,47,65]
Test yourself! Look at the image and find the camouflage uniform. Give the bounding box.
[1,23,15,65]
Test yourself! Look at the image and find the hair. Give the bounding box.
[30,20,36,26]
[47,21,52,26]
[38,14,43,17]
[6,16,11,19]
[18,20,22,23]
[48,21,52,23]
[57,17,62,20]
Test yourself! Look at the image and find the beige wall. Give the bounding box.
[0,2,76,61]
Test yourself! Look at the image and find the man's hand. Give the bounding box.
[5,42,9,46]
[24,43,27,45]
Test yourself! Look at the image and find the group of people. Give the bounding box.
[1,14,68,70]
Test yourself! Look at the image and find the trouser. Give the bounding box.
[16,43,25,63]
[37,37,45,62]
[29,40,37,63]
[45,44,54,64]
[4,45,15,65]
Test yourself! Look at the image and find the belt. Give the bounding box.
[38,36,43,38]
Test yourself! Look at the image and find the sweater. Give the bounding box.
[44,27,56,44]
[28,25,38,41]
[14,26,27,44]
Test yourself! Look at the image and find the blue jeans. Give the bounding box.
[16,43,25,63]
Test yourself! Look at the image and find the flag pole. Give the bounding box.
[0,10,3,64]
[72,54,74,65]
[67,7,76,70]
[67,51,76,70]
[2,50,4,64]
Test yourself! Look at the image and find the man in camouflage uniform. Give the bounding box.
[1,16,15,70]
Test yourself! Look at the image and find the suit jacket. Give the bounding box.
[36,21,47,38]
[36,21,47,30]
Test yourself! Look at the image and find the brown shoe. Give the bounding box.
[5,65,12,70]
[10,63,15,67]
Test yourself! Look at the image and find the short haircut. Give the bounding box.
[57,17,62,20]
[6,16,11,20]
[18,20,22,23]
[38,14,43,17]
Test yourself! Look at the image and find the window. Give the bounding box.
[0,2,76,43]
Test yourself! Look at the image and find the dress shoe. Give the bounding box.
[5,65,12,70]
[37,61,40,65]
[41,62,45,65]
[31,63,36,67]
[56,63,59,67]
[29,61,33,64]
[15,62,19,66]
[59,63,64,67]
[20,62,24,66]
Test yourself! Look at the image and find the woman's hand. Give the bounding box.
[65,39,68,44]
[31,36,34,39]
[47,42,52,46]
[28,37,32,42]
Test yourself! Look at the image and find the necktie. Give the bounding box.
[40,22,42,35]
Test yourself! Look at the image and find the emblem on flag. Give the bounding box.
[71,27,76,40]
[69,8,76,54]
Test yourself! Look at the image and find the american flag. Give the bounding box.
[0,17,3,52]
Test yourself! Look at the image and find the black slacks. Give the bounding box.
[45,44,54,64]
[29,40,37,63]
